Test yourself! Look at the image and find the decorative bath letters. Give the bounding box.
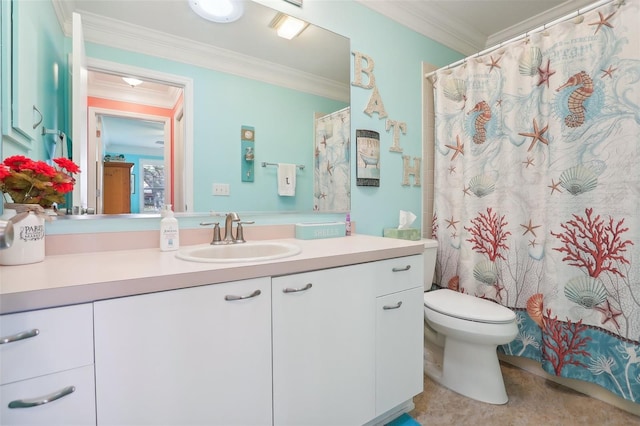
[352,51,420,187]
[352,51,388,119]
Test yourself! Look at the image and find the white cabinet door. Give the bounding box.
[375,286,425,415]
[0,365,96,426]
[272,264,376,426]
[94,278,272,426]
[1,0,38,147]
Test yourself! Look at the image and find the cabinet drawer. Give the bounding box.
[0,304,94,385]
[0,365,96,426]
[373,255,424,296]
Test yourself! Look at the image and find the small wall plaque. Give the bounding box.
[241,125,255,182]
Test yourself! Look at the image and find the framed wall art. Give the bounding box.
[356,129,380,187]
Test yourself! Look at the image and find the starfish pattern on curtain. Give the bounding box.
[432,0,640,402]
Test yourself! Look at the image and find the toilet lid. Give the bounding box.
[424,289,516,324]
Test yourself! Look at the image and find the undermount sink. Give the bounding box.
[176,241,302,263]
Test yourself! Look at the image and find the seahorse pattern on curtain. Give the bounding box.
[432,0,640,402]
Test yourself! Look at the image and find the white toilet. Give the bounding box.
[422,239,518,404]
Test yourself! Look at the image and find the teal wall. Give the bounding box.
[1,0,66,160]
[84,42,347,213]
[4,0,464,236]
[270,0,462,235]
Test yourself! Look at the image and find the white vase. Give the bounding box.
[0,206,46,265]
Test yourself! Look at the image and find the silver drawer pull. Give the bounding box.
[383,301,403,310]
[283,283,313,293]
[225,289,262,301]
[8,385,75,409]
[0,328,40,345]
[392,265,411,272]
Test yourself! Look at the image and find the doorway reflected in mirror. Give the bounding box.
[88,70,183,214]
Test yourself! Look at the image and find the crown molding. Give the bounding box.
[485,0,597,47]
[87,79,181,110]
[355,0,486,56]
[357,0,600,57]
[54,7,349,103]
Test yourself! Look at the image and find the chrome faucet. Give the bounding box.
[199,221,221,244]
[223,212,241,243]
[235,220,254,243]
[201,212,253,244]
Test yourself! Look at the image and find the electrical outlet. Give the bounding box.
[212,183,230,196]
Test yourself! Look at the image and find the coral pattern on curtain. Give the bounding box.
[432,0,640,402]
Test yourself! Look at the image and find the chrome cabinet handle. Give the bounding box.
[383,301,403,310]
[0,328,40,345]
[8,385,75,409]
[32,105,43,129]
[282,283,313,293]
[392,265,411,272]
[224,289,261,301]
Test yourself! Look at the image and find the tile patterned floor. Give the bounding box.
[409,362,640,425]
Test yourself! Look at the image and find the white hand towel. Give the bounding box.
[277,163,297,196]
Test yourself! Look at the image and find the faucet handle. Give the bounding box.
[200,221,222,244]
[235,221,255,243]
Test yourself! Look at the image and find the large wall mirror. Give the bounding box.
[24,0,351,216]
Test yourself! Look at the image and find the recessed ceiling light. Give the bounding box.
[270,13,309,40]
[122,77,143,87]
[189,0,244,23]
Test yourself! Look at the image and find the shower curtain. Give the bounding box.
[432,0,640,402]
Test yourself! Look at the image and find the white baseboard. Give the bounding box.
[499,354,640,417]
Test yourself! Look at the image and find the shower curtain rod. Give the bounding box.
[425,0,614,78]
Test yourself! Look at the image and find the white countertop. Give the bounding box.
[0,235,425,314]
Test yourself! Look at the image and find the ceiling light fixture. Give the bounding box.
[189,0,244,23]
[122,77,143,87]
[270,13,309,40]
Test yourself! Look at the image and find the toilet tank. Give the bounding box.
[422,239,438,291]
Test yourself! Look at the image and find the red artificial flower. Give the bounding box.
[0,156,80,208]
[31,161,58,178]
[0,166,10,180]
[53,157,81,174]
[52,181,75,194]
[3,155,32,171]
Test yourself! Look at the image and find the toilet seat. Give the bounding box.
[424,289,515,324]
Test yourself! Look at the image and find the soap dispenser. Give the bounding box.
[160,204,180,251]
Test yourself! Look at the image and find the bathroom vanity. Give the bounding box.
[0,235,424,426]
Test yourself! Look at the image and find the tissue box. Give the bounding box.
[295,222,346,240]
[383,228,421,241]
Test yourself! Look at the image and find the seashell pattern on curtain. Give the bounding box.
[432,0,640,403]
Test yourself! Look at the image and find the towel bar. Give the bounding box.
[261,162,305,170]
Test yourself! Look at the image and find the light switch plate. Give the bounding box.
[213,183,230,196]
